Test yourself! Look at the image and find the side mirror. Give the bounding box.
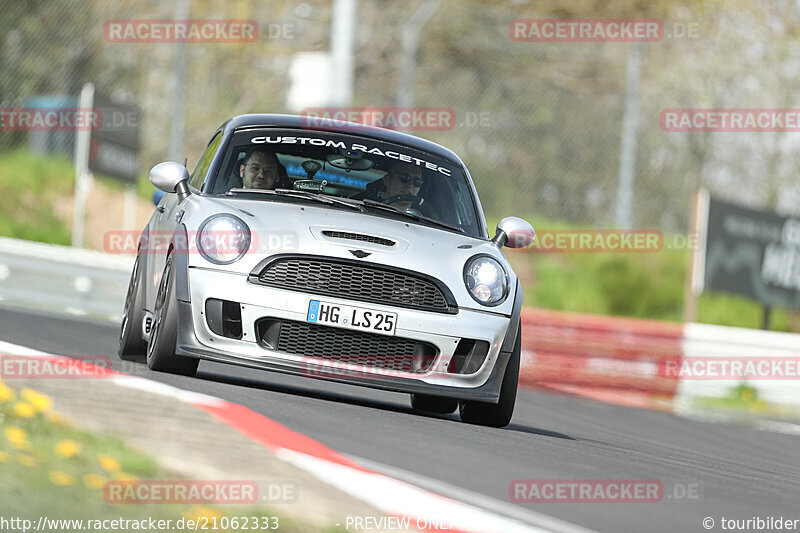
[149,161,191,201]
[492,217,535,248]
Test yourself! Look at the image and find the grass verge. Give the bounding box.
[690,384,800,420]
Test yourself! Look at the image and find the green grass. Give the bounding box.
[0,383,343,532]
[691,384,800,420]
[0,150,73,244]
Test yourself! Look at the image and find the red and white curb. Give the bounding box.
[0,340,593,533]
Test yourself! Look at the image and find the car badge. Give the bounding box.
[349,249,371,258]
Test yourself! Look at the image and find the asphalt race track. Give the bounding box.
[2,306,799,533]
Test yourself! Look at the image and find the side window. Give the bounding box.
[189,132,222,190]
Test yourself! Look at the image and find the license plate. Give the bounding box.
[307,300,397,335]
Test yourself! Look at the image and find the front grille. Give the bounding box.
[322,230,396,247]
[256,318,437,373]
[255,257,453,313]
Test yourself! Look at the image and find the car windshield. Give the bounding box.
[207,128,483,237]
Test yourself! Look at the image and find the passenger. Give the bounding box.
[381,161,425,209]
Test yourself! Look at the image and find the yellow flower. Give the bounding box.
[20,389,52,413]
[97,454,120,472]
[82,473,106,490]
[12,402,36,419]
[16,453,38,467]
[9,440,29,450]
[0,451,9,462]
[184,506,226,523]
[0,382,15,403]
[4,426,27,441]
[49,471,75,486]
[54,440,81,459]
[4,426,29,449]
[112,471,138,481]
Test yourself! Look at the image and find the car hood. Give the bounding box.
[180,195,518,315]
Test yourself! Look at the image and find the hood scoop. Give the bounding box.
[321,230,396,247]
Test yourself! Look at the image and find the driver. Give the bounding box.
[382,161,424,209]
[240,150,281,190]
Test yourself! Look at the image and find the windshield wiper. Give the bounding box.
[361,199,465,233]
[227,188,277,196]
[275,189,366,212]
[227,188,364,212]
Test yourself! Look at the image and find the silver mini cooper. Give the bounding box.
[119,114,534,427]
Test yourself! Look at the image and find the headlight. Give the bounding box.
[463,255,508,306]
[197,214,251,264]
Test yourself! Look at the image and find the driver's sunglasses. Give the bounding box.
[394,173,424,187]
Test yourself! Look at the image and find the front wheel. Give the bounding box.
[146,256,199,377]
[459,323,520,428]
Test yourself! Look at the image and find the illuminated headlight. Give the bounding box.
[463,255,508,306]
[197,214,251,264]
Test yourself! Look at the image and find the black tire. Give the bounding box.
[146,255,199,376]
[459,323,520,428]
[410,393,458,414]
[118,254,147,359]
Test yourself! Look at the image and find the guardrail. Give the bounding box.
[518,308,683,408]
[678,323,800,408]
[0,236,132,321]
[517,307,800,409]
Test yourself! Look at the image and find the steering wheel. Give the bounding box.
[382,194,429,216]
[382,194,422,210]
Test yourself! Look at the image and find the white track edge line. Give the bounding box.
[347,454,597,533]
[276,448,557,533]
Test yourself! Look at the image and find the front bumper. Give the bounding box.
[174,266,521,403]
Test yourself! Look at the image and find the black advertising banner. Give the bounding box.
[88,95,140,183]
[703,196,800,309]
